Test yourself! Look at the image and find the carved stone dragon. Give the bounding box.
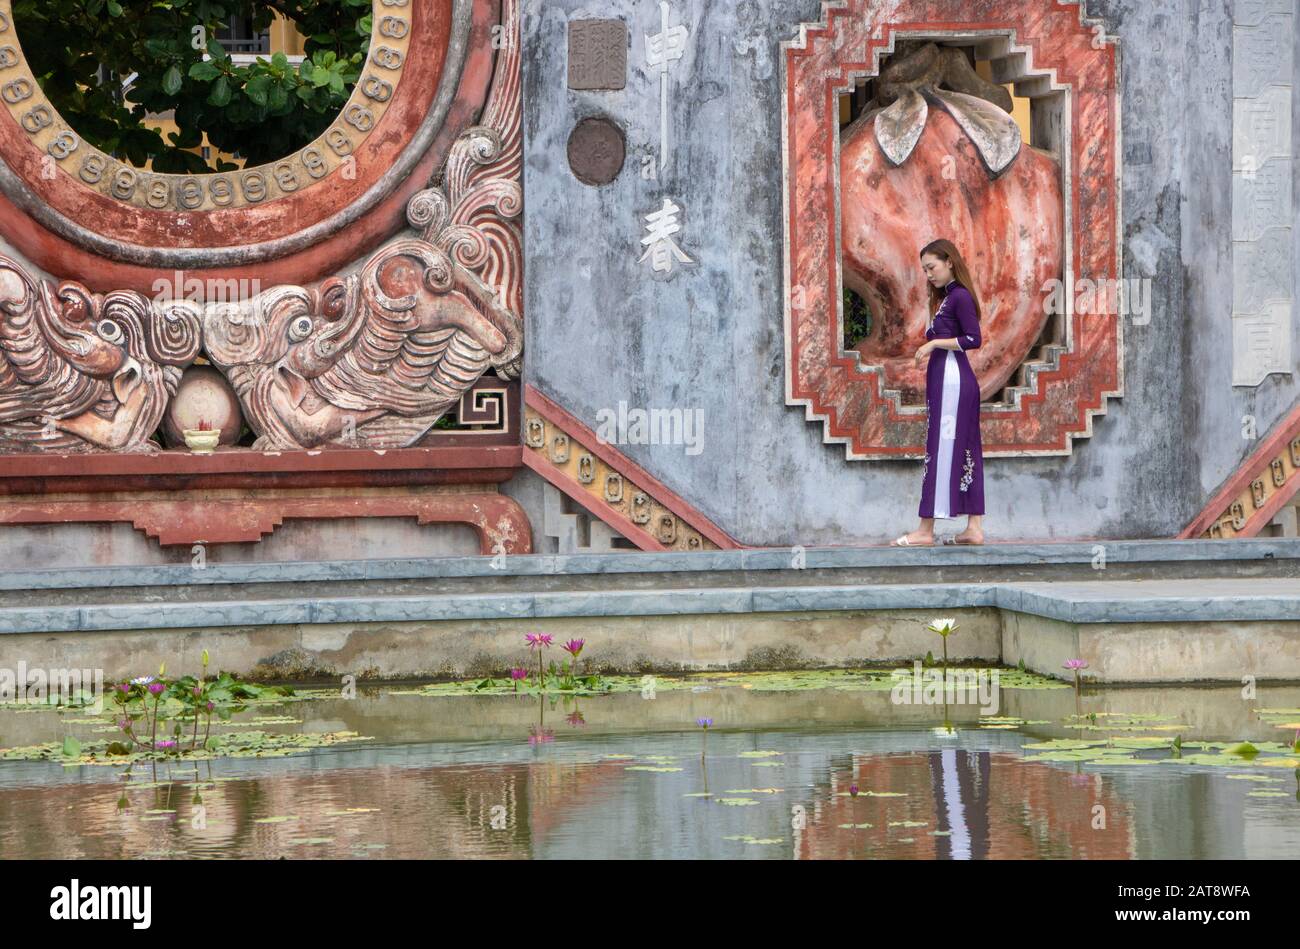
[0,256,201,452]
[0,0,524,455]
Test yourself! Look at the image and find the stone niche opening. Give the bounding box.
[783,0,1121,458]
[836,34,1073,407]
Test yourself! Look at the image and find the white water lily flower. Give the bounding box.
[926,618,958,635]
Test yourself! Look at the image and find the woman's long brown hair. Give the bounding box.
[920,239,982,322]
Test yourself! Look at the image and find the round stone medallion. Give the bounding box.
[566,116,625,186]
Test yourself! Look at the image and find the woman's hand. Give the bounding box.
[913,341,933,367]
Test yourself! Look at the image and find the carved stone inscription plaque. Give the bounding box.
[568,19,627,91]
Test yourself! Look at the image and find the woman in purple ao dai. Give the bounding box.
[894,239,985,547]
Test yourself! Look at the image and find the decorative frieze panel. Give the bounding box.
[1181,402,1300,540]
[0,0,528,553]
[782,0,1122,458]
[0,0,523,456]
[522,385,741,553]
[1230,0,1294,386]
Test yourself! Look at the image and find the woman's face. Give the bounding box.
[921,253,955,288]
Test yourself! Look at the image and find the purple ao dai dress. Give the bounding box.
[918,280,985,519]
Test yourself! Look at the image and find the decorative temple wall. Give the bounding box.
[0,0,1295,566]
[521,0,1300,545]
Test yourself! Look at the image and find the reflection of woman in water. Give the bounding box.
[894,239,985,547]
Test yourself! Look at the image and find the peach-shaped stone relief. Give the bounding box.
[840,42,1063,404]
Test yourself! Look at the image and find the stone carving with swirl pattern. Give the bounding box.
[0,256,201,452]
[202,0,524,450]
[0,0,524,455]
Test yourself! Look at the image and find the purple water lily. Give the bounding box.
[562,639,585,658]
[696,718,713,729]
[849,784,860,798]
[1064,658,1088,693]
[525,633,554,649]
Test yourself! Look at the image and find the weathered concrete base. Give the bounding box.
[7,605,1299,685]
[4,542,1298,685]
[1003,611,1300,685]
[2,608,1004,683]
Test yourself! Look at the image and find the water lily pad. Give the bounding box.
[624,766,684,773]
[738,750,782,758]
[1022,739,1109,751]
[838,822,874,829]
[723,835,783,844]
[252,815,300,824]
[889,820,927,828]
[716,797,759,806]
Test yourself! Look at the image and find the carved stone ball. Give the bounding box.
[162,365,244,448]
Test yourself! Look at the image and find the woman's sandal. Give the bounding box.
[893,534,935,547]
[942,534,984,546]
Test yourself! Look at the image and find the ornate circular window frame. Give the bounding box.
[0,0,499,291]
[782,0,1123,458]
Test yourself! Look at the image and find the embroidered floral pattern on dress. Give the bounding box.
[960,449,974,493]
[922,452,930,483]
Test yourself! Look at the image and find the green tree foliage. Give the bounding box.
[14,0,372,172]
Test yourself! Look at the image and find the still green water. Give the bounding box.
[1,678,1298,859]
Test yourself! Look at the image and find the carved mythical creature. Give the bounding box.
[202,0,524,452]
[203,240,523,450]
[0,256,200,452]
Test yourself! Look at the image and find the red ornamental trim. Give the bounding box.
[523,385,746,551]
[0,0,500,293]
[0,492,533,552]
[782,0,1122,458]
[1180,401,1300,540]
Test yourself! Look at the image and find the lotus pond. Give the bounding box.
[2,667,1298,859]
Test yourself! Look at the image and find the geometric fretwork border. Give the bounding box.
[782,0,1123,458]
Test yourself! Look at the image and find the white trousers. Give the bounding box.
[933,351,961,519]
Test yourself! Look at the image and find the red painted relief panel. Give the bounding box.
[783,0,1122,458]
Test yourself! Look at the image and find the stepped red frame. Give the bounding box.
[782,0,1123,458]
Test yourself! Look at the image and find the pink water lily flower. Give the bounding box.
[1063,659,1089,671]
[525,633,553,650]
[562,639,585,658]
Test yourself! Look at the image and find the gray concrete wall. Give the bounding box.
[520,0,1300,546]
[0,519,479,569]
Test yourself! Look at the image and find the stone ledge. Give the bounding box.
[2,538,1298,593]
[2,577,1296,634]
